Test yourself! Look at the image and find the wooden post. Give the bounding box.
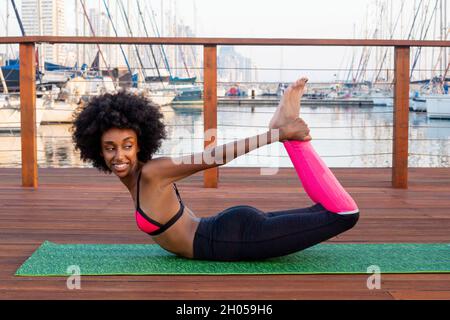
[203,45,218,188]
[392,46,410,189]
[19,43,38,188]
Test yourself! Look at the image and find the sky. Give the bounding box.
[1,0,449,82]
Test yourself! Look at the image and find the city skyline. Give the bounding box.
[21,0,66,64]
[1,0,449,82]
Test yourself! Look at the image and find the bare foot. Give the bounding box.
[269,77,308,129]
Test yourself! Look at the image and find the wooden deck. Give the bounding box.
[1,167,449,300]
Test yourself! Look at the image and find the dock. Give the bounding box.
[1,167,449,300]
[1,36,449,300]
[1,36,428,189]
[218,97,375,107]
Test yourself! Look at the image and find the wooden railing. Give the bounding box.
[2,36,450,189]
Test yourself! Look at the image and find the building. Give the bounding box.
[85,7,114,69]
[163,13,202,80]
[21,0,66,65]
[218,46,253,83]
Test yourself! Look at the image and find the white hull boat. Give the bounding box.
[148,90,176,106]
[370,92,393,106]
[410,97,427,112]
[0,97,46,132]
[426,95,450,119]
[41,101,80,123]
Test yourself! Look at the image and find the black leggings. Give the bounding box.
[193,203,359,261]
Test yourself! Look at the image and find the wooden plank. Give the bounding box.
[2,36,450,47]
[0,168,450,300]
[392,46,410,189]
[389,290,450,300]
[19,43,37,188]
[203,45,218,188]
[0,288,394,300]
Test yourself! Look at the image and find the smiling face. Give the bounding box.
[100,128,140,178]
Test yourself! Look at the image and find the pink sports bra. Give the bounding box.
[135,171,184,236]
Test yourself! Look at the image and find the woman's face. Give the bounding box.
[100,128,140,178]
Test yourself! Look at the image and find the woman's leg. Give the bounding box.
[253,208,359,260]
[265,203,325,217]
[283,140,358,214]
[269,77,358,214]
[193,205,359,261]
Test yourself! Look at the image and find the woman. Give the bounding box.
[72,77,359,261]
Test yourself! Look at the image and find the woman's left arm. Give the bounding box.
[143,129,279,186]
[143,119,311,186]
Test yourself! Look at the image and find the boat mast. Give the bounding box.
[117,0,147,82]
[79,0,115,84]
[172,0,177,78]
[145,1,172,76]
[105,0,111,66]
[388,0,393,82]
[161,0,164,37]
[127,0,132,68]
[82,0,86,70]
[345,23,356,84]
[192,0,200,80]
[279,47,283,82]
[410,0,439,81]
[75,0,79,70]
[101,0,132,75]
[10,0,25,36]
[10,0,42,84]
[440,0,447,74]
[443,1,448,74]
[37,0,44,75]
[375,0,381,83]
[136,0,163,82]
[439,0,450,86]
[5,0,9,60]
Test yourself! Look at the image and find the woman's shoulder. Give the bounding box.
[140,157,173,186]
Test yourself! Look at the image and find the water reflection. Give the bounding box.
[0,104,448,168]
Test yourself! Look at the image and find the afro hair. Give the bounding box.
[72,91,166,173]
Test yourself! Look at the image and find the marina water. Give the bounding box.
[0,104,449,168]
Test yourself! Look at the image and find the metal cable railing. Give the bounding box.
[2,37,450,187]
[4,123,450,130]
[0,152,447,158]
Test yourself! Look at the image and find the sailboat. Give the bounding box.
[426,95,450,119]
[170,76,203,105]
[407,0,450,117]
[131,0,175,106]
[0,91,48,133]
[141,0,202,106]
[0,53,45,131]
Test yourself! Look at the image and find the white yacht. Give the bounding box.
[0,95,47,132]
[370,90,393,107]
[426,95,450,119]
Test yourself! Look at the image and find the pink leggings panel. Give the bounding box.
[283,140,358,214]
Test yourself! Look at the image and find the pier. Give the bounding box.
[0,167,449,299]
[0,36,449,300]
[217,97,375,107]
[3,36,450,188]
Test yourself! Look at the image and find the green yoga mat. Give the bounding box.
[15,241,450,276]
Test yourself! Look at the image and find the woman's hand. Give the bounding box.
[279,118,312,142]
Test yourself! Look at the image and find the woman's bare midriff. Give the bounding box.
[151,206,201,259]
[130,170,202,259]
